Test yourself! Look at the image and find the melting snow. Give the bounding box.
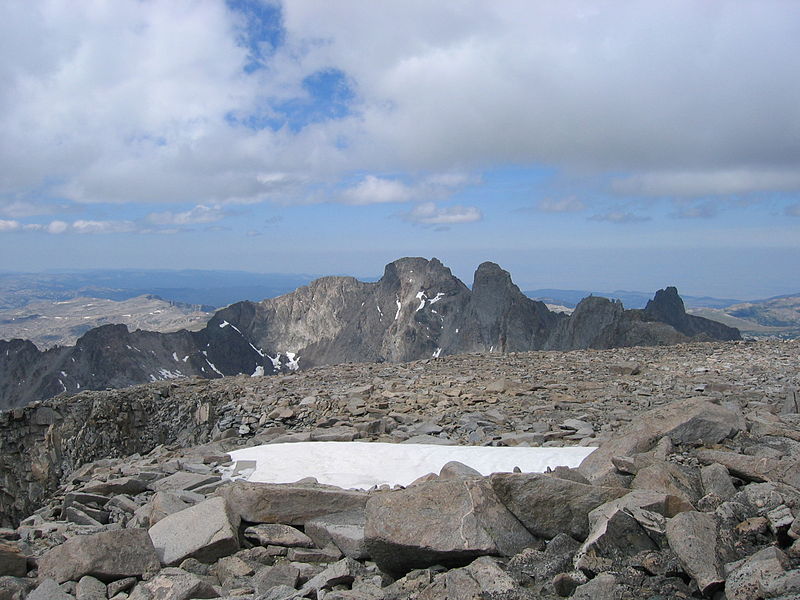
[60,371,67,377]
[226,442,597,489]
[395,296,402,320]
[172,352,179,362]
[219,321,230,328]
[285,352,300,371]
[376,304,383,319]
[182,355,189,362]
[58,380,67,393]
[205,359,223,377]
[268,354,282,371]
[432,348,442,358]
[158,368,183,379]
[249,343,266,357]
[251,366,264,377]
[415,291,426,311]
[428,292,445,305]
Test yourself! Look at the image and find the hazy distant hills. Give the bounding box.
[0,269,317,309]
[524,288,743,310]
[0,295,212,349]
[687,294,800,339]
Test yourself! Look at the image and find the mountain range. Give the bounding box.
[0,257,740,410]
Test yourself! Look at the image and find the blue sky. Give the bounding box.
[1,1,799,298]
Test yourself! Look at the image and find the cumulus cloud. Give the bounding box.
[2,0,800,222]
[537,196,586,213]
[147,204,227,226]
[0,219,20,232]
[340,176,415,205]
[72,220,137,234]
[589,211,650,224]
[403,202,482,225]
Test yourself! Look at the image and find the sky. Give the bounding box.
[1,1,799,299]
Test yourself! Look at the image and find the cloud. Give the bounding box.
[72,220,137,234]
[537,196,586,213]
[340,176,415,205]
[589,211,650,224]
[614,169,800,198]
[147,204,227,226]
[403,202,482,225]
[2,0,800,221]
[0,219,20,232]
[46,220,69,234]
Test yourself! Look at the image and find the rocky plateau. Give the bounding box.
[0,338,798,599]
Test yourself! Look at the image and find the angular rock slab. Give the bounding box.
[364,477,537,576]
[305,510,368,560]
[579,397,745,484]
[127,567,219,600]
[665,511,724,595]
[725,546,789,600]
[490,472,628,540]
[27,578,73,600]
[219,481,368,525]
[37,528,160,584]
[148,496,240,566]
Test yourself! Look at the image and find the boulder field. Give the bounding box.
[0,339,798,599]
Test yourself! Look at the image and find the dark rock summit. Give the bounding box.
[0,257,740,408]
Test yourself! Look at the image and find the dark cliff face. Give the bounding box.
[0,259,741,409]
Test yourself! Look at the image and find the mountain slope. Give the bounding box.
[0,257,740,409]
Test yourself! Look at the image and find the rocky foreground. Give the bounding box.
[0,339,799,599]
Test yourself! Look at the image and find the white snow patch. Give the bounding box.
[376,304,383,319]
[395,297,402,320]
[172,352,179,362]
[58,379,67,393]
[219,321,230,328]
[415,291,426,311]
[432,348,442,358]
[268,354,282,371]
[182,355,189,362]
[249,343,266,357]
[158,368,183,379]
[455,328,459,333]
[226,442,597,489]
[428,292,445,305]
[60,371,67,377]
[252,366,264,377]
[205,359,223,377]
[285,352,300,371]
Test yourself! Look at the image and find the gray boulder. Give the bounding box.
[243,524,313,548]
[127,567,219,600]
[218,482,368,525]
[579,397,745,484]
[148,496,240,566]
[490,472,628,540]
[364,477,536,576]
[0,542,26,577]
[27,579,73,600]
[37,528,160,584]
[665,511,725,595]
[305,510,368,560]
[725,546,790,600]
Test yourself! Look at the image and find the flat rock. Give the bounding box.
[148,496,240,566]
[149,471,220,492]
[364,477,537,576]
[490,472,628,540]
[725,546,789,600]
[27,578,73,600]
[0,541,27,577]
[219,481,369,525]
[243,524,313,548]
[127,567,220,600]
[38,528,160,584]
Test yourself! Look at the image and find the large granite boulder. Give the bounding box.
[579,397,746,484]
[37,528,160,583]
[490,472,628,540]
[364,477,536,576]
[218,481,368,525]
[148,496,240,566]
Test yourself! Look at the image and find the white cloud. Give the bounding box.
[147,204,227,226]
[2,0,800,219]
[0,219,20,232]
[403,202,482,225]
[340,176,415,205]
[46,220,69,234]
[72,220,137,234]
[537,196,586,213]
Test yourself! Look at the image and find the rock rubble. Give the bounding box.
[0,339,798,598]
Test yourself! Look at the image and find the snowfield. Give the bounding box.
[225,441,597,489]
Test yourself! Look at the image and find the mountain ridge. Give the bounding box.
[0,257,740,409]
